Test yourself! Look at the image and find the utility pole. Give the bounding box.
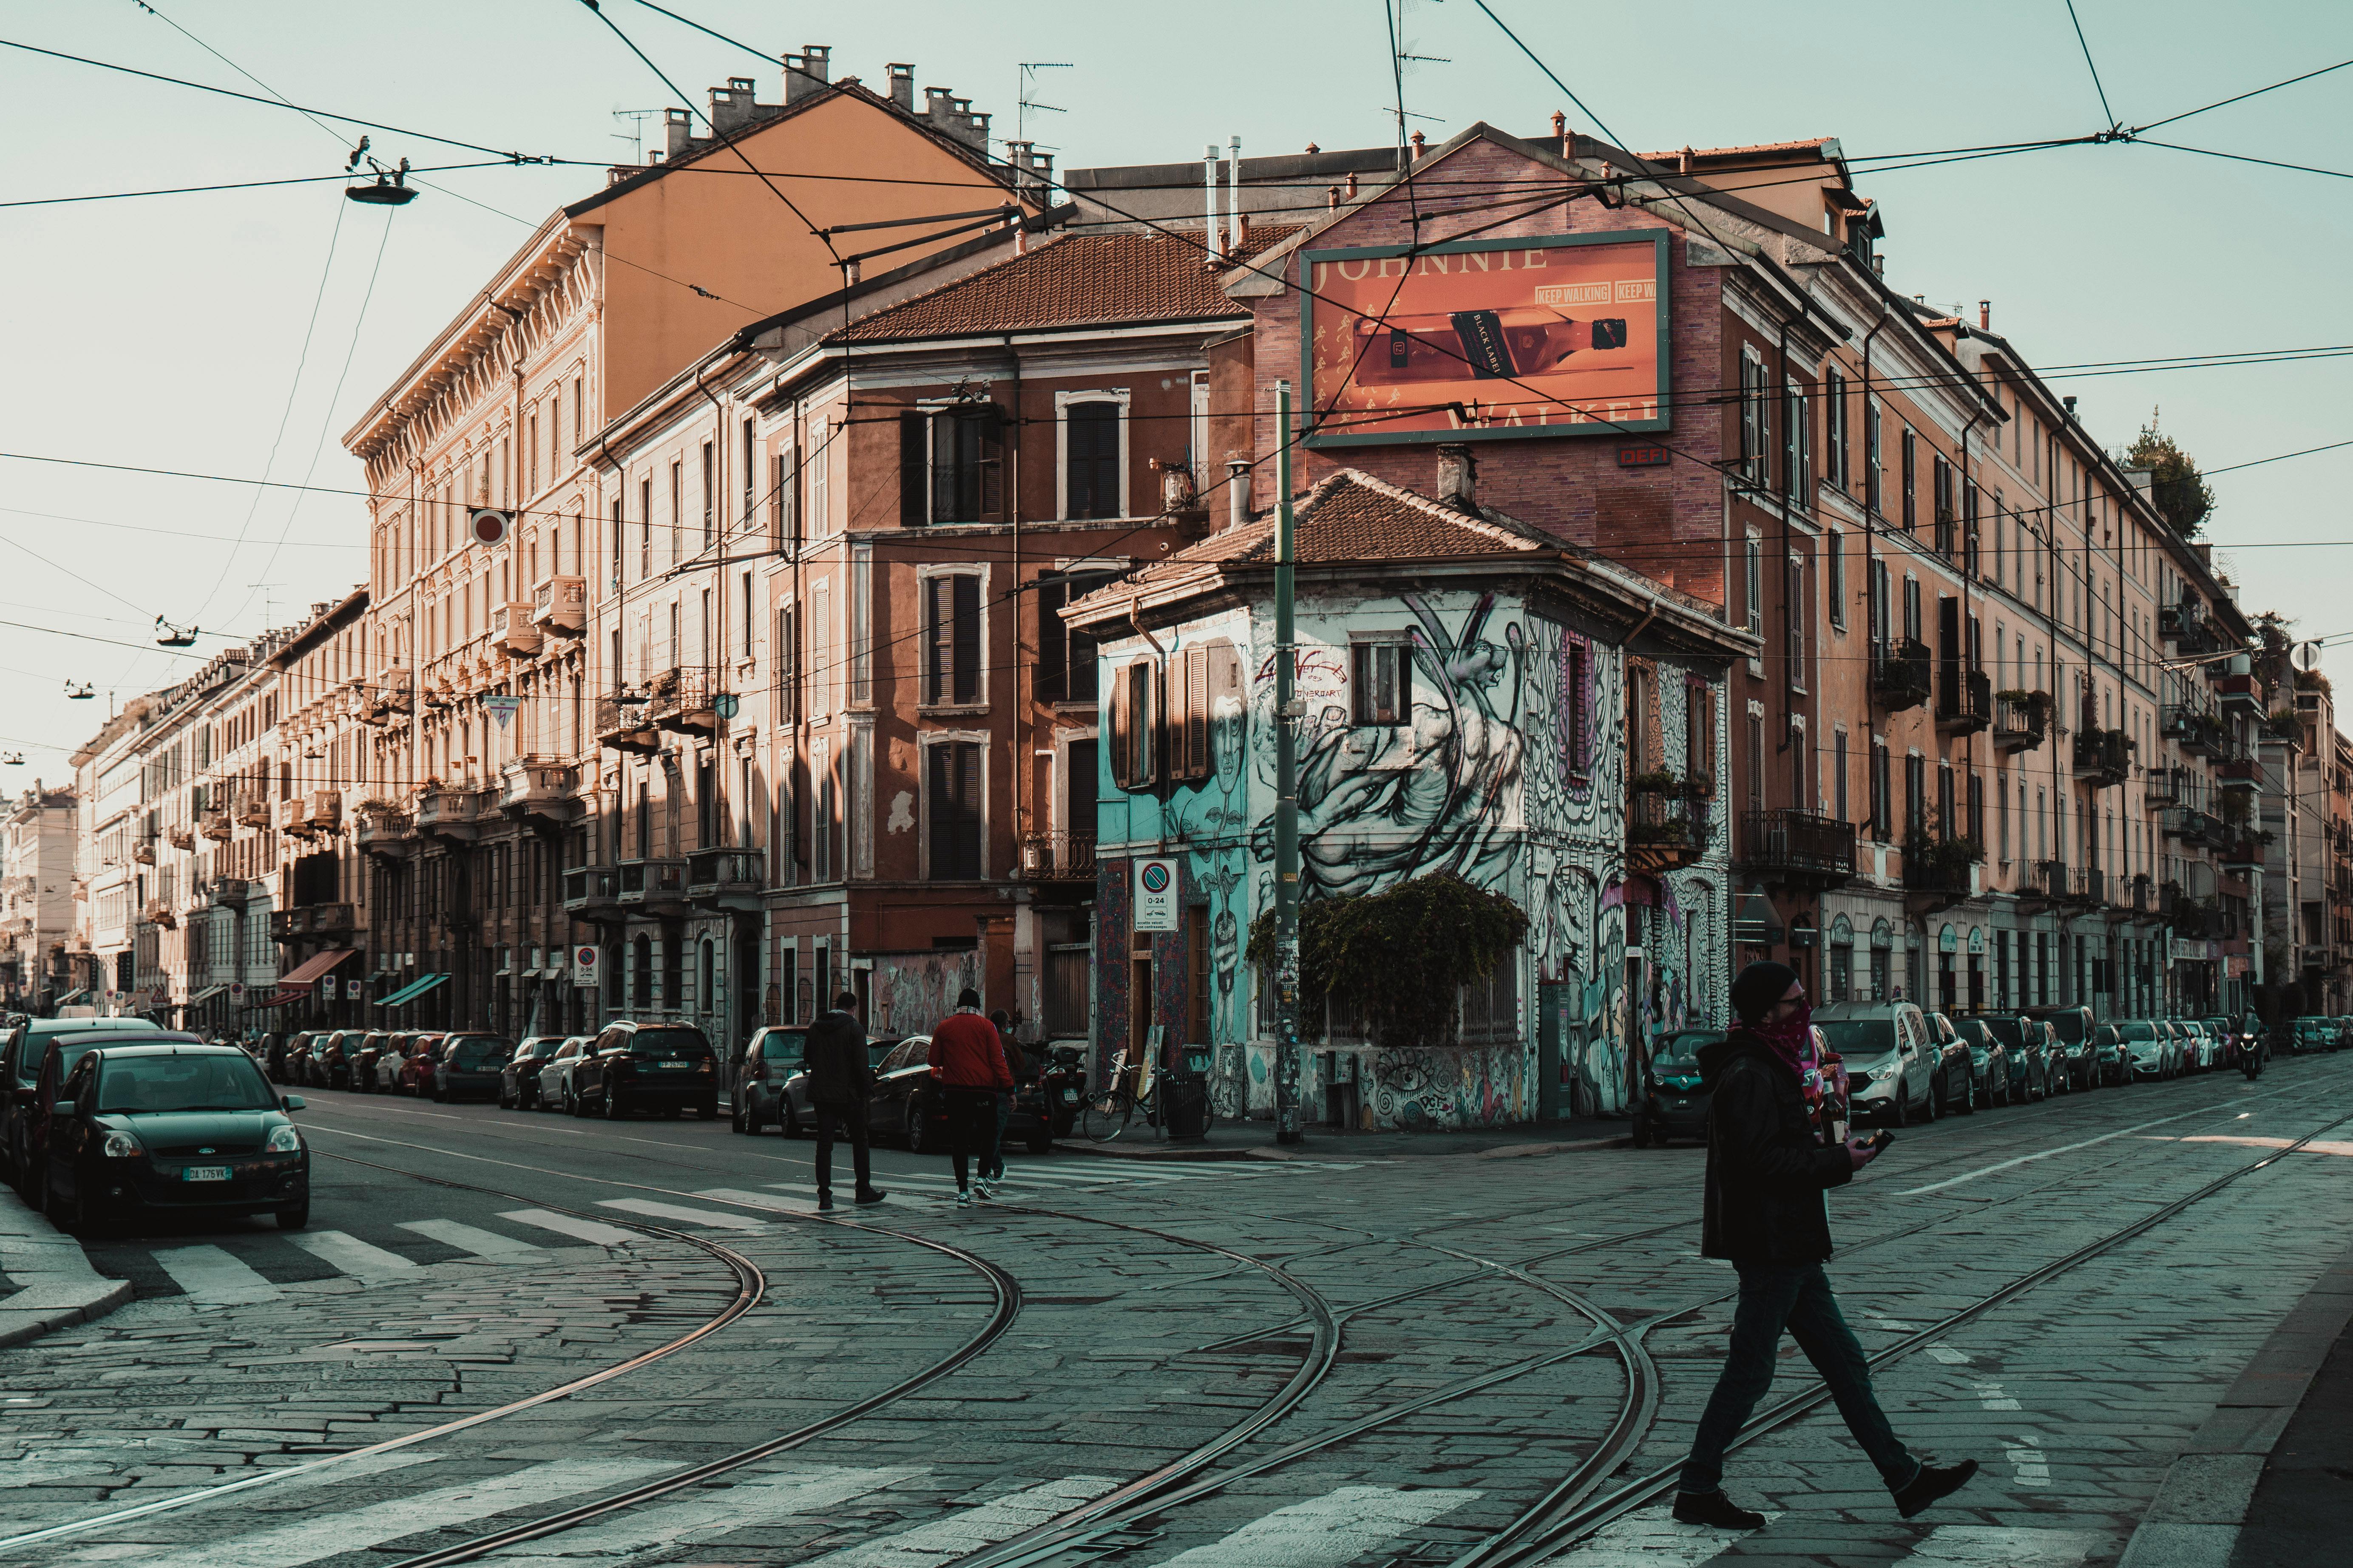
[1273,380,1303,1144]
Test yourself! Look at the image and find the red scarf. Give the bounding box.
[1756,999,1814,1077]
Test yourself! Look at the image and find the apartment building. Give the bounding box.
[1,784,76,1012]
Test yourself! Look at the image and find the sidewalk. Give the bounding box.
[2120,1239,2353,1568]
[0,1184,131,1348]
[1059,1109,1632,1162]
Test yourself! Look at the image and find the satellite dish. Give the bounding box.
[469,508,511,547]
[2294,641,2324,672]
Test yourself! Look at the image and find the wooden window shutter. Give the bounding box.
[1108,663,1133,788]
[1179,646,1209,778]
[899,413,926,526]
[952,574,981,704]
[1036,578,1067,703]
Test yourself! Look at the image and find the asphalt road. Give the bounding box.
[0,1052,2344,1568]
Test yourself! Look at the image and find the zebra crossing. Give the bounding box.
[31,1457,2125,1568]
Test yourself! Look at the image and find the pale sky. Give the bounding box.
[2,0,2347,782]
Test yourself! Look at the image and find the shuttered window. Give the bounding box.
[1065,402,1121,519]
[1036,570,1117,703]
[923,574,981,706]
[927,742,982,880]
[1107,661,1157,789]
[1350,641,1413,726]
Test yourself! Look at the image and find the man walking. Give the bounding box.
[805,990,886,1214]
[1674,961,1975,1529]
[929,988,1012,1206]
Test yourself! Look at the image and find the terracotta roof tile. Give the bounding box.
[1635,137,1837,163]
[829,227,1298,343]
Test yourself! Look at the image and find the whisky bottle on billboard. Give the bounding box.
[1349,308,1629,386]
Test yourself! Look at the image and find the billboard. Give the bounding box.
[1300,230,1671,446]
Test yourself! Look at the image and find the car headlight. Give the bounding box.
[101,1129,142,1159]
[266,1124,303,1154]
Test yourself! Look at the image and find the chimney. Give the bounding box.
[2063,395,2079,417]
[1408,129,1426,162]
[1227,460,1251,533]
[1345,170,1358,199]
[1204,144,1221,258]
[886,63,915,113]
[1978,300,1991,330]
[922,87,989,150]
[1436,444,1477,513]
[663,107,695,160]
[709,77,764,137]
[783,45,831,104]
[1228,136,1243,249]
[1327,185,1341,210]
[1551,109,1569,157]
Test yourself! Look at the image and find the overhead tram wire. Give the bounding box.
[2063,0,2123,134]
[0,162,540,209]
[2128,56,2353,136]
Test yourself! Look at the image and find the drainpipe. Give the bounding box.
[1128,597,1169,856]
[1858,298,1894,685]
[1006,334,1024,845]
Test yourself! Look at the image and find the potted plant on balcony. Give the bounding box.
[1628,768,1680,794]
[1903,831,1983,890]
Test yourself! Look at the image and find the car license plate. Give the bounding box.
[1061,1088,1079,1103]
[183,1166,230,1182]
[650,1060,690,1070]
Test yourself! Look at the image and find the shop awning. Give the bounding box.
[252,989,310,1008]
[185,984,229,1004]
[276,948,356,990]
[377,973,449,1007]
[53,988,86,1006]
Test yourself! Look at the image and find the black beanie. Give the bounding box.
[1730,960,1802,1026]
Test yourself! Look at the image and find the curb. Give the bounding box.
[1053,1130,1635,1163]
[0,1185,136,1350]
[0,1278,135,1349]
[2117,1237,2353,1568]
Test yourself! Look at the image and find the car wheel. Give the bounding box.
[905,1101,929,1154]
[780,1106,800,1140]
[1927,1077,1944,1121]
[498,1087,514,1110]
[603,1081,626,1119]
[1889,1083,1910,1127]
[565,1083,582,1117]
[1958,1072,1976,1114]
[276,1199,309,1231]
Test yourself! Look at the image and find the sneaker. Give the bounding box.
[816,1191,836,1213]
[1892,1459,1978,1519]
[974,1179,996,1201]
[853,1188,888,1205]
[1671,1491,1765,1530]
[956,1189,974,1208]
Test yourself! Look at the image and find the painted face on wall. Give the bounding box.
[1212,696,1246,795]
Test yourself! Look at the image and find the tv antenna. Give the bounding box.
[1016,63,1071,145]
[611,108,661,164]
[249,582,284,627]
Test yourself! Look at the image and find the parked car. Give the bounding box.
[397,1034,449,1094]
[2026,1005,2099,1090]
[538,1036,596,1111]
[1630,1030,1714,1146]
[868,1035,944,1149]
[1944,1015,2016,1108]
[19,1024,199,1203]
[1967,1012,2050,1102]
[1813,1001,1938,1125]
[565,1021,719,1119]
[2169,1020,2210,1074]
[733,1026,811,1135]
[2104,1019,2177,1082]
[3,1019,177,1192]
[38,1042,309,1233]
[2289,1015,2341,1055]
[315,1029,371,1091]
[347,1032,392,1093]
[370,1031,420,1092]
[431,1035,513,1103]
[500,1037,569,1111]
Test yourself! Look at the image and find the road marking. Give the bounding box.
[596,1197,771,1231]
[800,1475,1119,1565]
[1542,1503,1773,1567]
[487,1464,922,1559]
[1973,1381,2023,1410]
[2174,1134,2353,1158]
[497,1208,639,1246]
[397,1218,547,1259]
[695,1186,818,1214]
[1907,1524,2103,1565]
[112,1459,671,1568]
[150,1245,280,1305]
[1158,1485,1478,1566]
[285,1230,417,1281]
[1926,1343,1973,1364]
[2004,1434,2052,1489]
[1900,1101,2278,1194]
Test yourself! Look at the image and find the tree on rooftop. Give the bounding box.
[2126,406,2217,538]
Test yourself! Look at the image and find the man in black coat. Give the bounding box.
[1672,961,1975,1529]
[806,991,886,1213]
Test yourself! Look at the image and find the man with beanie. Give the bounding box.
[929,987,1013,1206]
[1673,961,1975,1529]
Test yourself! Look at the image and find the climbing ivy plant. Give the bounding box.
[1249,871,1530,1048]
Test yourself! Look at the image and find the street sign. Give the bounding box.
[483,694,521,729]
[469,508,511,546]
[1133,857,1179,932]
[572,944,600,988]
[346,978,363,1000]
[228,981,246,1003]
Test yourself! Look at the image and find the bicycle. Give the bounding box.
[1082,1049,1159,1142]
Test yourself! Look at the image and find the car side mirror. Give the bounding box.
[51,1101,74,1117]
[283,1094,307,1111]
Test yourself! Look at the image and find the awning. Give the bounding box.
[276,948,356,990]
[251,988,311,1008]
[378,973,449,1007]
[53,988,86,1006]
[186,984,229,1004]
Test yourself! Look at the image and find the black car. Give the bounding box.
[1960,1012,2049,1102]
[733,1026,811,1135]
[1944,1016,2015,1109]
[500,1037,568,1111]
[567,1021,719,1119]
[39,1042,309,1233]
[10,1021,190,1199]
[2027,1005,2100,1090]
[1630,1030,1714,1146]
[430,1034,514,1103]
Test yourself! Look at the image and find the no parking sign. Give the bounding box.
[572,944,600,988]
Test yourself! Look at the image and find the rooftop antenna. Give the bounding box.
[611,108,661,164]
[1016,63,1072,145]
[249,582,284,628]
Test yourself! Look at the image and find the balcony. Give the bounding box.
[277,798,314,838]
[1017,831,1100,884]
[270,903,357,940]
[532,574,586,636]
[1936,667,1992,735]
[2160,601,2223,655]
[596,693,661,754]
[2163,703,2227,757]
[1738,809,1855,890]
[648,667,720,734]
[2217,672,2263,710]
[2216,751,2262,788]
[2145,766,2184,808]
[374,665,414,715]
[166,824,194,851]
[355,808,416,858]
[2072,865,2106,909]
[2115,873,2153,916]
[562,864,622,920]
[617,857,690,915]
[415,785,485,841]
[2018,858,2069,908]
[491,601,541,658]
[1870,637,1932,712]
[1627,786,1710,876]
[2074,728,2133,789]
[1992,690,2049,754]
[233,793,270,828]
[2171,896,2219,939]
[686,847,764,909]
[130,841,154,865]
[1902,833,1981,901]
[499,756,580,829]
[210,877,250,909]
[199,810,232,843]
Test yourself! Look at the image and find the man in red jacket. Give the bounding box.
[929,987,1013,1206]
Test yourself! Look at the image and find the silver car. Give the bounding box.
[536,1035,596,1111]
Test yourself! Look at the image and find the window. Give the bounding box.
[1833,729,1848,823]
[639,478,652,579]
[1933,452,1955,555]
[1906,753,1925,838]
[1963,480,1981,576]
[1107,661,1157,788]
[572,376,583,450]
[701,441,715,545]
[923,573,982,706]
[741,571,754,659]
[810,415,830,533]
[926,741,982,879]
[813,741,835,881]
[1825,369,1848,491]
[1997,771,2010,859]
[1870,737,1890,839]
[1351,639,1413,726]
[1167,644,1232,782]
[670,461,683,560]
[775,602,799,724]
[1783,379,1811,500]
[1865,395,1883,514]
[528,411,539,495]
[1901,427,1917,531]
[1785,555,1806,692]
[741,419,755,525]
[1036,569,1116,704]
[773,450,794,544]
[1064,401,1122,519]
[1826,530,1845,629]
[905,406,1005,524]
[1561,638,1589,773]
[1937,760,1954,837]
[1746,709,1765,815]
[1686,683,1716,790]
[1743,536,1763,638]
[1902,575,1922,644]
[1738,349,1767,485]
[610,497,622,584]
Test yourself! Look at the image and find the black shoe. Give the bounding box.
[1672,1491,1765,1529]
[1892,1459,1978,1518]
[816,1191,835,1212]
[853,1187,888,1205]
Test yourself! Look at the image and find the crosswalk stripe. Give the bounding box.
[798,1474,1119,1565]
[596,1197,772,1231]
[111,1459,671,1568]
[498,1208,639,1247]
[285,1230,417,1281]
[1158,1484,1477,1566]
[1908,1525,2106,1566]
[1541,1503,1770,1567]
[397,1218,548,1259]
[151,1244,280,1305]
[485,1464,922,1560]
[696,1186,818,1214]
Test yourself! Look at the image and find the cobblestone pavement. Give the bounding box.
[0,1055,2341,1568]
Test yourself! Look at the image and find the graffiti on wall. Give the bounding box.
[867,948,981,1039]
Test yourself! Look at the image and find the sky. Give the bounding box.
[1,0,2348,785]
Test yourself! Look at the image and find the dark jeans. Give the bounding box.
[939,1087,997,1190]
[1680,1262,1918,1496]
[812,1103,870,1197]
[984,1091,1011,1182]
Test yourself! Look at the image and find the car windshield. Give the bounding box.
[1975,1017,2024,1047]
[1652,1034,1710,1069]
[2046,1011,2088,1044]
[1815,1020,1899,1058]
[22,1023,166,1086]
[447,1038,512,1069]
[95,1055,277,1113]
[761,1031,807,1063]
[2117,1022,2158,1041]
[628,1029,712,1060]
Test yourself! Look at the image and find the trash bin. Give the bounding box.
[1162,1071,1210,1139]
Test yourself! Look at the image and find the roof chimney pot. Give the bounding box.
[1978,300,1991,329]
[783,44,831,104]
[886,63,915,113]
[1436,443,1477,513]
